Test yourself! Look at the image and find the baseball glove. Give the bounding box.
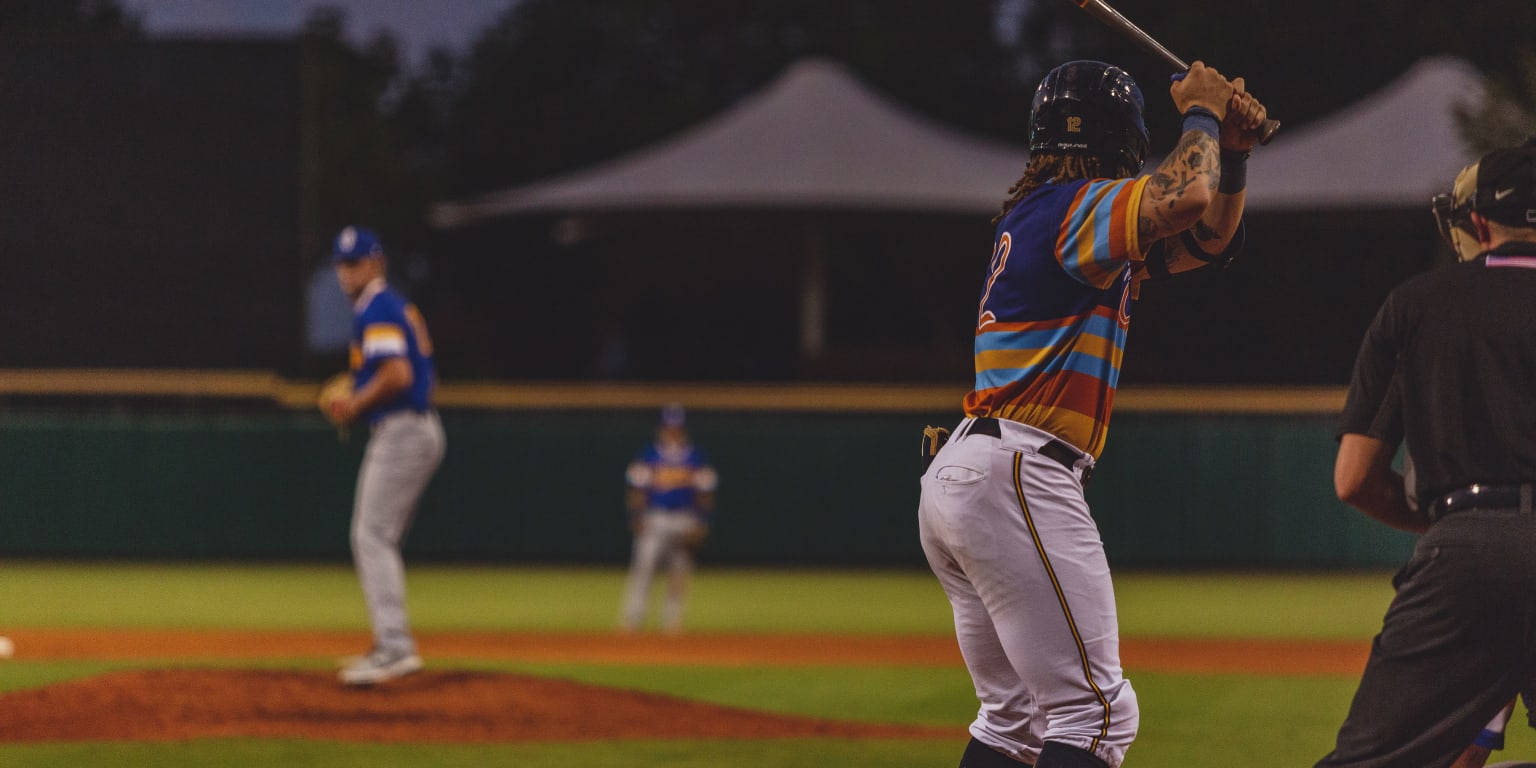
[682,521,709,552]
[317,373,354,432]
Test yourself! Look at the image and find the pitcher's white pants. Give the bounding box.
[352,410,446,656]
[919,418,1137,767]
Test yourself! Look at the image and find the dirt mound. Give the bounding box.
[0,629,967,666]
[0,629,1369,674]
[0,668,960,743]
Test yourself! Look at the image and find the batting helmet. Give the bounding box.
[1029,60,1151,174]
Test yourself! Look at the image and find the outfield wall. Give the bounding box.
[0,396,1416,568]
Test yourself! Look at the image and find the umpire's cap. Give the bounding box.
[1030,60,1151,174]
[1471,138,1536,228]
[332,226,385,263]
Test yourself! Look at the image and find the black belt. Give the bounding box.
[1428,483,1534,522]
[965,417,1093,486]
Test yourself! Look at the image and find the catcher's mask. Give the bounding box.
[1029,60,1151,175]
[1431,162,1480,262]
[1433,137,1536,261]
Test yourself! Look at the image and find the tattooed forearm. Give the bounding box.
[1191,219,1220,242]
[1137,130,1221,244]
[1169,130,1220,189]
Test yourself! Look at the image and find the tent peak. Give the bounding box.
[431,56,1029,226]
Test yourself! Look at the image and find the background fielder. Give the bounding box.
[619,403,717,635]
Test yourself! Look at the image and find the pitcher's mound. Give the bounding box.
[0,668,959,743]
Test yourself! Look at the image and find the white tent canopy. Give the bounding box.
[1242,56,1484,211]
[429,55,1491,362]
[430,58,1032,228]
[432,55,1490,227]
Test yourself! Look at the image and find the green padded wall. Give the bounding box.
[0,410,1416,567]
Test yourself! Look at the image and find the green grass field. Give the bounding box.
[1,562,1532,767]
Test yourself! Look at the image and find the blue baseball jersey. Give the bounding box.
[626,443,717,519]
[350,279,436,423]
[963,176,1149,458]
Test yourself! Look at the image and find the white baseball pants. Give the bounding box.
[352,409,446,656]
[620,511,703,633]
[919,417,1137,767]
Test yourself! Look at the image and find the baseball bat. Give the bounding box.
[1071,0,1280,145]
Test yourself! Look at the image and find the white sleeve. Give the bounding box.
[626,462,653,488]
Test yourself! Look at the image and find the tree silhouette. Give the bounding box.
[298,7,439,269]
[1011,0,1536,156]
[432,0,1031,197]
[0,0,141,41]
[390,0,1536,201]
[1455,49,1536,153]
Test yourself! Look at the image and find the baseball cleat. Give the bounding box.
[338,647,423,686]
[335,652,368,669]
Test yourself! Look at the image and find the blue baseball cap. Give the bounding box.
[332,226,384,263]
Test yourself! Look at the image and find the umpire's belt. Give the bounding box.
[964,417,1094,487]
[1428,483,1535,522]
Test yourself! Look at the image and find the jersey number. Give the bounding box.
[976,233,1010,328]
[405,304,434,357]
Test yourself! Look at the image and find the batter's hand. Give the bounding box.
[1220,79,1268,154]
[1170,61,1232,122]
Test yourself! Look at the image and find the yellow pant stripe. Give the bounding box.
[1013,452,1111,752]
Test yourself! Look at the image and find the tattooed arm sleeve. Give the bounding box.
[1135,129,1222,255]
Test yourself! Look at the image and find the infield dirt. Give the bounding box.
[0,630,1367,742]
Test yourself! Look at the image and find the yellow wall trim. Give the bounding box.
[0,369,1346,415]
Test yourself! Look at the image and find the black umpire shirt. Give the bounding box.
[1339,241,1536,504]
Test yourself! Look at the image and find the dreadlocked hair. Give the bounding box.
[992,153,1137,224]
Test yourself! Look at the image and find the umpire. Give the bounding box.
[1321,140,1536,768]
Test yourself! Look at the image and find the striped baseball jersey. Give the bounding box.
[350,278,437,424]
[963,176,1150,458]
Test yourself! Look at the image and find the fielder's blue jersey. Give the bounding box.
[963,176,1149,458]
[626,443,718,518]
[350,279,436,424]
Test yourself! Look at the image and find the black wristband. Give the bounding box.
[1181,107,1220,141]
[1180,219,1246,268]
[1219,149,1249,194]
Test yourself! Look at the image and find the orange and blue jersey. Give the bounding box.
[350,280,436,424]
[963,176,1149,458]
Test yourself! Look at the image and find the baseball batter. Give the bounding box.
[327,225,446,686]
[918,61,1266,768]
[619,403,716,635]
